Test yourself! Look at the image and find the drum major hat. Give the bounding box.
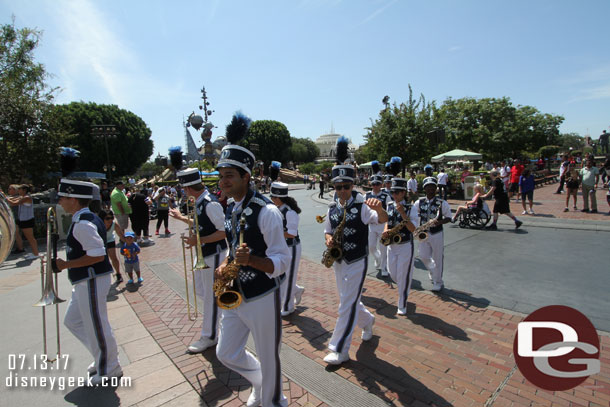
[270,182,289,197]
[177,168,201,187]
[58,179,94,199]
[370,174,383,184]
[383,174,393,183]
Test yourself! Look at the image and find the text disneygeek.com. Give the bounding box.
[5,372,132,390]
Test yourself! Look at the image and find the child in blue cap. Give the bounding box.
[120,231,142,284]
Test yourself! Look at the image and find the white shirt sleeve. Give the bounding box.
[73,221,107,257]
[410,200,421,227]
[258,204,291,278]
[206,201,226,231]
[323,206,333,234]
[360,202,379,225]
[441,200,452,220]
[285,209,299,236]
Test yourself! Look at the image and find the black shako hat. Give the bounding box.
[216,112,255,175]
[177,168,201,187]
[391,177,408,191]
[58,179,95,199]
[270,182,289,197]
[370,174,383,184]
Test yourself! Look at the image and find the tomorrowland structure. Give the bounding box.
[314,126,357,163]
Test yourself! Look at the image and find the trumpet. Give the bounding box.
[316,214,326,223]
[33,207,64,363]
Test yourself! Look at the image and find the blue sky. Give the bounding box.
[2,0,609,158]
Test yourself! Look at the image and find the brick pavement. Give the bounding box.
[121,215,609,406]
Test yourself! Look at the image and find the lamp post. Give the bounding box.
[91,124,119,182]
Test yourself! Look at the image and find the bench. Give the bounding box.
[533,169,558,188]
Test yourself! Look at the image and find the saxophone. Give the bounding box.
[321,208,346,268]
[213,213,245,310]
[413,208,441,241]
[381,220,410,246]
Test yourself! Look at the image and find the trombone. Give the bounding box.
[33,207,65,363]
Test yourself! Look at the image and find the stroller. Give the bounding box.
[456,202,491,229]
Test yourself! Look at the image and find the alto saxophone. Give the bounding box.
[321,208,346,268]
[213,214,245,310]
[413,209,441,241]
[381,220,410,246]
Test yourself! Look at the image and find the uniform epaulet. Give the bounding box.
[251,197,267,207]
[227,197,235,205]
[203,194,212,202]
[328,201,337,208]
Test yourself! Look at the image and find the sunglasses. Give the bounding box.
[334,184,351,191]
[105,217,114,220]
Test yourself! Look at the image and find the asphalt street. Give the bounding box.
[295,187,610,332]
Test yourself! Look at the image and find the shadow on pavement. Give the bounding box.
[193,348,247,406]
[286,310,332,350]
[408,312,470,341]
[327,336,452,406]
[64,385,120,406]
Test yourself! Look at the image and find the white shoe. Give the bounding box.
[87,362,96,375]
[323,351,349,365]
[397,307,407,316]
[246,387,261,407]
[294,287,305,305]
[431,283,443,292]
[90,365,123,386]
[281,309,294,317]
[24,253,39,260]
[521,210,528,215]
[361,316,375,341]
[188,336,217,353]
[529,209,535,214]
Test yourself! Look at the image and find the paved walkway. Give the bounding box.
[2,181,609,406]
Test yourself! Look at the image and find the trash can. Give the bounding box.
[463,176,479,200]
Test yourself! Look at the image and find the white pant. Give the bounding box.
[418,231,444,286]
[387,240,415,310]
[281,243,304,313]
[368,224,387,271]
[329,257,374,355]
[64,273,120,376]
[216,289,287,407]
[194,248,228,340]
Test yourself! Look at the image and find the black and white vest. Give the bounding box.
[225,190,282,301]
[418,197,444,235]
[196,193,228,258]
[328,191,369,264]
[365,190,390,210]
[280,206,300,247]
[66,211,112,284]
[386,200,412,243]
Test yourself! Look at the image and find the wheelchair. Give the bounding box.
[456,207,491,229]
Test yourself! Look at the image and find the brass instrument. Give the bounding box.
[33,207,64,363]
[181,232,198,321]
[413,209,441,242]
[321,208,346,268]
[381,220,410,246]
[315,214,326,223]
[213,213,245,310]
[0,191,16,264]
[181,196,204,321]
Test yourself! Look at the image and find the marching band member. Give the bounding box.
[365,160,390,277]
[169,160,228,353]
[411,177,452,292]
[269,161,305,317]
[383,174,418,316]
[214,113,291,407]
[382,163,393,195]
[54,178,122,385]
[322,137,388,365]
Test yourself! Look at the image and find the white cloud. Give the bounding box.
[362,0,398,25]
[562,65,610,102]
[569,84,610,102]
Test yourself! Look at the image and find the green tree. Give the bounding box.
[364,86,436,174]
[289,137,319,164]
[243,120,292,172]
[0,20,61,186]
[49,102,154,177]
[557,132,584,150]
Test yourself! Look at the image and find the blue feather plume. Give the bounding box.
[168,146,183,171]
[269,161,281,181]
[371,160,380,174]
[335,136,350,164]
[60,147,80,176]
[390,156,402,176]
